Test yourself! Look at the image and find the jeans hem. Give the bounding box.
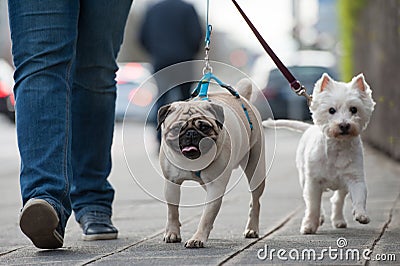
[74,206,112,222]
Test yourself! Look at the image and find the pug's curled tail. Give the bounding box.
[262,119,311,133]
[236,78,252,100]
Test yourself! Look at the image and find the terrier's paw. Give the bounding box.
[163,231,181,243]
[301,218,319,234]
[355,213,370,224]
[300,225,318,234]
[332,220,347,228]
[244,229,259,238]
[319,215,325,226]
[184,239,204,248]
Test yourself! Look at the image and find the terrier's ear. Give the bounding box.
[319,73,332,92]
[157,104,171,131]
[351,73,366,92]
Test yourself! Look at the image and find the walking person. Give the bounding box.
[8,0,133,249]
[139,0,202,144]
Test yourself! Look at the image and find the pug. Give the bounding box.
[157,79,266,248]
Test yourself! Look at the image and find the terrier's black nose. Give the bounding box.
[339,123,350,134]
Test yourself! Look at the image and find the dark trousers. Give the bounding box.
[154,82,193,143]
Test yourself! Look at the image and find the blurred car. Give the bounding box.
[115,62,158,122]
[0,59,15,122]
[253,50,338,120]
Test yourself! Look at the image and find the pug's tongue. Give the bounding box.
[182,146,198,153]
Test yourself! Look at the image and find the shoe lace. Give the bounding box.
[80,211,112,225]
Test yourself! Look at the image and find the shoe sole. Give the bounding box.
[82,232,118,241]
[19,199,63,249]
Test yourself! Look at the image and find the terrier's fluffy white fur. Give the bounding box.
[263,73,375,234]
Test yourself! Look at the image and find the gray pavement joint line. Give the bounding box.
[80,229,165,266]
[217,206,302,266]
[364,192,400,266]
[79,213,202,266]
[0,246,26,258]
[78,195,242,265]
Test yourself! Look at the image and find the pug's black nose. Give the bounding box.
[339,123,350,133]
[185,129,198,138]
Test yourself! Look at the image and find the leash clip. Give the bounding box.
[299,88,313,107]
[290,80,313,107]
[203,25,213,74]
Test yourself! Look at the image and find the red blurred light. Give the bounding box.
[229,49,248,68]
[9,93,15,105]
[0,81,10,98]
[128,88,154,107]
[116,63,146,82]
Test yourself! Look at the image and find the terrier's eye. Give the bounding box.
[350,107,358,114]
[329,107,336,114]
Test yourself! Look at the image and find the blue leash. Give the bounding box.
[205,0,212,49]
[190,0,253,131]
[190,72,253,131]
[191,0,253,178]
[191,72,239,100]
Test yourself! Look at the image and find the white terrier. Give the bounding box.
[263,73,375,234]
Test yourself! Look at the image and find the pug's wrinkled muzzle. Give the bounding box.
[179,129,201,159]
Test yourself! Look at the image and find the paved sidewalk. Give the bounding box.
[0,119,399,265]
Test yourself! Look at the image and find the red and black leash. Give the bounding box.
[230,0,312,106]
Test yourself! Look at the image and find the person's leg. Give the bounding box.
[155,82,193,143]
[8,0,79,248]
[179,82,193,100]
[70,0,132,236]
[155,89,171,144]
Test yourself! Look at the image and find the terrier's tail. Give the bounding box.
[262,119,311,133]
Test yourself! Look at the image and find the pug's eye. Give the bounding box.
[199,122,212,132]
[329,107,336,115]
[350,106,358,114]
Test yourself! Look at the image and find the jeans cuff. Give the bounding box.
[74,206,112,222]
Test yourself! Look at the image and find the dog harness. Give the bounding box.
[190,0,253,178]
[190,0,253,130]
[190,73,254,180]
[190,72,253,131]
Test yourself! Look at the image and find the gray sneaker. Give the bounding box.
[19,199,64,249]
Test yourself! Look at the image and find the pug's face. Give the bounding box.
[157,101,224,160]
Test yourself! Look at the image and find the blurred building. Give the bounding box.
[292,0,339,51]
[351,0,400,160]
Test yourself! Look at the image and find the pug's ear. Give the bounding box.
[157,104,171,131]
[210,103,224,129]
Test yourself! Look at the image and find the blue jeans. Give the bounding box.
[8,0,132,230]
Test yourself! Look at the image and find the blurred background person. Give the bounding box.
[139,0,202,144]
